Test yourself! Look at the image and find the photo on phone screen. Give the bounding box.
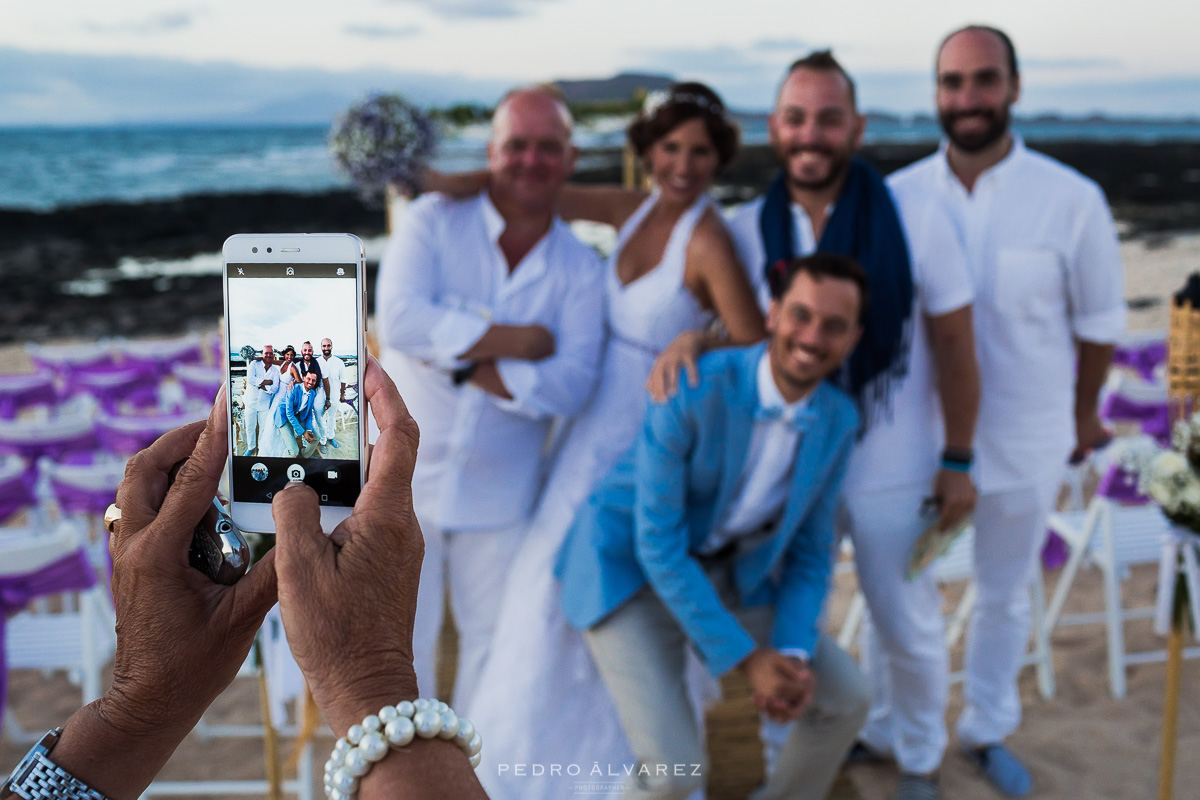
[225,262,362,508]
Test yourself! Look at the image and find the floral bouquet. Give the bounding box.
[329,93,437,205]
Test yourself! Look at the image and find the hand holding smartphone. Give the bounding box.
[222,234,368,534]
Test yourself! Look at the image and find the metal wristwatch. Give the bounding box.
[1,728,110,800]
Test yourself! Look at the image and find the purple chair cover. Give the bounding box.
[49,476,120,516]
[28,344,114,379]
[0,373,57,420]
[209,337,224,367]
[1042,462,1150,570]
[119,337,204,373]
[0,472,36,525]
[1095,463,1150,505]
[173,365,224,403]
[65,365,159,413]
[0,417,98,463]
[1100,392,1171,445]
[1113,340,1167,382]
[96,409,207,455]
[0,455,35,525]
[0,548,97,725]
[1041,532,1070,570]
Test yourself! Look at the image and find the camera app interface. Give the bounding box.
[226,262,361,506]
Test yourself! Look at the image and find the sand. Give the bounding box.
[4,231,1200,798]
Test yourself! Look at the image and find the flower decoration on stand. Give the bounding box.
[1142,421,1200,531]
[329,93,437,206]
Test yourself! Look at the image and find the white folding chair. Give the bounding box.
[840,526,1056,700]
[1,522,117,744]
[142,610,317,800]
[40,458,127,573]
[1045,488,1200,698]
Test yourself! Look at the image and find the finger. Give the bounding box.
[272,481,331,575]
[152,387,230,553]
[357,357,419,520]
[114,418,208,540]
[645,370,667,405]
[684,354,700,389]
[781,660,809,684]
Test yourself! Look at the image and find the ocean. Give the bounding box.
[3,115,1200,212]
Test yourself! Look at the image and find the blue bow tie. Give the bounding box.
[754,403,817,432]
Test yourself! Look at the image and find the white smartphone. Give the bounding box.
[222,233,368,534]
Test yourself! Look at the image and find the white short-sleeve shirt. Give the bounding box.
[725,185,974,495]
[319,354,347,395]
[890,136,1127,492]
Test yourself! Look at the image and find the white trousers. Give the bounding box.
[956,483,1056,748]
[312,388,328,444]
[845,484,949,774]
[847,481,1056,768]
[244,407,273,455]
[411,512,525,712]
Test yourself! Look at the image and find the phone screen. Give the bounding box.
[225,262,362,507]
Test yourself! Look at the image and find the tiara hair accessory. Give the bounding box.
[641,89,728,121]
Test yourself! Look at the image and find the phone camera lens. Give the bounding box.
[266,247,272,253]
[252,247,258,253]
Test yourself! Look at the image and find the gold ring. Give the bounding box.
[103,503,122,535]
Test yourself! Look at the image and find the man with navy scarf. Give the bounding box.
[559,254,872,800]
[717,51,981,800]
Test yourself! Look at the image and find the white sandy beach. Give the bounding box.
[3,231,1200,798]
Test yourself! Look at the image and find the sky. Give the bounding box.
[227,278,360,358]
[3,0,1199,125]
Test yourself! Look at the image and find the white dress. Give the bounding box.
[470,193,716,800]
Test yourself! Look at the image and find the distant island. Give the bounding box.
[422,72,1200,128]
[430,72,674,125]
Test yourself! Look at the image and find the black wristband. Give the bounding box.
[941,447,974,466]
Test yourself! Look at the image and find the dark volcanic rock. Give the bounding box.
[2,140,1198,343]
[0,191,386,343]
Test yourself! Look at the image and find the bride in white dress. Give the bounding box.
[465,83,765,800]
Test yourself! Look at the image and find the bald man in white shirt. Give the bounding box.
[376,86,606,711]
[877,26,1126,797]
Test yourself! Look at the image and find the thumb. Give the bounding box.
[272,482,330,575]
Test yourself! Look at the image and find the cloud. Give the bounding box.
[343,24,421,39]
[82,11,195,35]
[1023,57,1125,71]
[627,44,794,109]
[752,37,812,53]
[0,47,514,126]
[385,0,556,20]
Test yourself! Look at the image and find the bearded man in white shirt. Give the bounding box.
[878,26,1126,797]
[318,337,347,451]
[376,85,606,710]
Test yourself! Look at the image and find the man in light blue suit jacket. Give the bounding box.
[558,253,872,800]
[273,371,320,458]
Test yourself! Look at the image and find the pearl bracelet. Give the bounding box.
[323,698,482,800]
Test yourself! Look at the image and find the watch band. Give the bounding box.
[2,728,110,800]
